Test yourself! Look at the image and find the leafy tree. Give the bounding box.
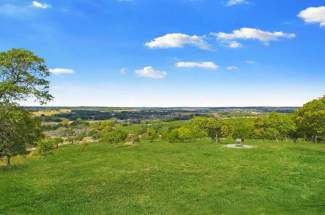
[0,49,52,165]
[102,129,128,144]
[0,48,52,104]
[191,117,220,140]
[295,96,325,142]
[177,126,193,141]
[166,129,180,143]
[232,120,254,143]
[0,105,42,165]
[37,139,56,155]
[254,113,297,142]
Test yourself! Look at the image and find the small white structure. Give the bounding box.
[224,138,255,149]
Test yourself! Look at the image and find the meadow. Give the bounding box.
[1,140,325,214]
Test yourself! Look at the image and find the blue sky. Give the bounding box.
[1,0,325,107]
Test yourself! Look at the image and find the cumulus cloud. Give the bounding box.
[227,66,239,71]
[145,33,210,50]
[298,6,325,27]
[135,66,167,79]
[49,68,75,75]
[226,0,248,6]
[176,61,219,70]
[213,27,295,43]
[228,41,242,48]
[32,1,51,9]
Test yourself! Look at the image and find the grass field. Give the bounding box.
[1,140,325,214]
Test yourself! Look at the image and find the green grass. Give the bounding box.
[1,140,325,214]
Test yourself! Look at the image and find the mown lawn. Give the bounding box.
[1,140,325,214]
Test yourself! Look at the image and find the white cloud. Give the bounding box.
[176,61,219,70]
[298,6,325,27]
[49,68,75,75]
[227,66,239,71]
[213,27,295,43]
[32,1,51,9]
[228,41,242,48]
[226,0,248,6]
[135,66,166,79]
[145,33,209,50]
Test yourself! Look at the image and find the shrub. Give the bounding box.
[102,129,128,144]
[38,139,55,155]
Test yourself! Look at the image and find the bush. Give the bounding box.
[125,134,140,144]
[38,139,55,155]
[166,129,180,143]
[102,129,127,144]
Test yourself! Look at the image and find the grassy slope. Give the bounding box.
[1,141,325,214]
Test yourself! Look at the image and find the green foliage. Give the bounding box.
[0,105,42,165]
[166,124,207,143]
[37,139,55,155]
[231,120,254,142]
[143,127,159,142]
[0,48,52,104]
[192,117,222,140]
[101,129,128,144]
[166,129,180,142]
[295,96,325,142]
[254,113,297,141]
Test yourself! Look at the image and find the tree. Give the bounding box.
[191,117,220,141]
[101,129,128,144]
[232,120,254,143]
[0,105,42,165]
[0,48,53,104]
[0,49,52,165]
[37,139,56,155]
[295,96,325,142]
[254,113,297,142]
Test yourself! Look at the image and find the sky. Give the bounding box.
[1,0,325,107]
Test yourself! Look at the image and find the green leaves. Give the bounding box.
[0,48,53,104]
[295,96,325,141]
[0,105,42,165]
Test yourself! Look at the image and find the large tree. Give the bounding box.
[0,48,52,104]
[295,96,325,142]
[0,48,52,165]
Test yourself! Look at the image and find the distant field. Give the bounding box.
[1,140,325,214]
[32,108,71,117]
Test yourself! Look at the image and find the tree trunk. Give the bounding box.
[7,155,11,166]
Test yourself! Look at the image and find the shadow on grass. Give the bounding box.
[0,164,28,172]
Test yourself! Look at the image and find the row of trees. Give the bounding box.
[96,96,325,144]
